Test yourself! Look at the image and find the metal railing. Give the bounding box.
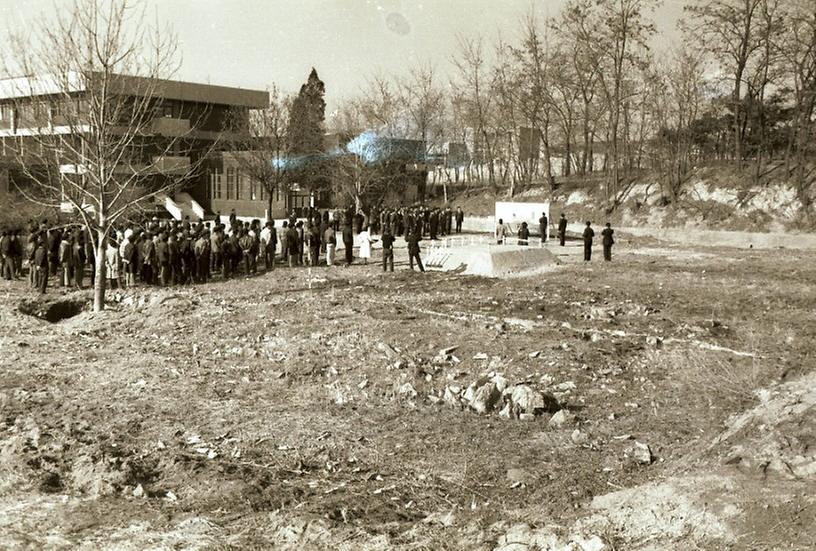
[426,234,549,249]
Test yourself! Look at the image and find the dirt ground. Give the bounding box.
[1,236,815,550]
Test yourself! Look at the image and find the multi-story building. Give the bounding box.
[0,72,268,220]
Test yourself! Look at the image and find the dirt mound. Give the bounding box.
[711,372,816,479]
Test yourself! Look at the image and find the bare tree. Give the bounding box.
[685,0,767,169]
[451,34,500,189]
[225,85,292,220]
[650,47,709,202]
[510,12,557,192]
[396,63,446,200]
[2,0,216,311]
[777,0,816,215]
[566,0,658,206]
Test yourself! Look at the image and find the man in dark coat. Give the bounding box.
[280,221,289,264]
[286,223,300,268]
[429,209,439,240]
[33,236,49,294]
[582,221,594,262]
[558,213,568,246]
[539,212,549,242]
[455,207,464,233]
[239,229,254,275]
[406,228,425,272]
[601,223,615,261]
[48,228,61,276]
[309,223,321,266]
[342,223,354,266]
[381,226,395,272]
[518,222,530,246]
[0,231,13,280]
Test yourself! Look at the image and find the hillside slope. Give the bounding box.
[431,166,814,234]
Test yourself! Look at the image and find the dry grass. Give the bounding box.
[664,347,766,410]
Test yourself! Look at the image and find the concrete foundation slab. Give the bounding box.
[425,244,560,278]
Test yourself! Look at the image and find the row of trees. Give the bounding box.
[320,0,816,216]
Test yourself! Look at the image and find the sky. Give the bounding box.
[0,0,687,111]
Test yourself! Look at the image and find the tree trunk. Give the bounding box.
[93,228,107,312]
[268,192,274,222]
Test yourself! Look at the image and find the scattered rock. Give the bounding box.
[495,524,559,551]
[443,385,462,408]
[423,508,457,527]
[504,385,546,416]
[468,381,501,414]
[549,410,576,429]
[506,468,533,484]
[645,336,663,348]
[571,534,606,551]
[625,441,653,465]
[473,352,489,361]
[397,383,417,398]
[571,429,590,445]
[133,484,145,498]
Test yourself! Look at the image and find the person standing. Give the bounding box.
[558,213,568,246]
[601,223,615,261]
[358,226,375,265]
[0,231,13,280]
[156,233,170,286]
[59,231,73,286]
[406,228,425,272]
[262,221,277,270]
[495,218,509,244]
[32,236,49,294]
[74,232,87,288]
[48,228,61,276]
[286,223,300,268]
[517,222,530,246]
[26,233,38,287]
[309,223,321,267]
[582,221,594,262]
[429,209,439,240]
[539,212,549,242]
[323,224,336,266]
[455,207,464,233]
[10,230,23,279]
[381,226,395,272]
[342,222,354,266]
[240,229,255,275]
[105,237,120,290]
[194,231,210,283]
[280,221,289,265]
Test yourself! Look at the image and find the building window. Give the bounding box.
[213,168,222,199]
[236,169,242,200]
[226,167,234,200]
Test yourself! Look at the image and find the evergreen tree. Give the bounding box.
[288,68,327,194]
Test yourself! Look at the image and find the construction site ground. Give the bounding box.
[1,235,814,550]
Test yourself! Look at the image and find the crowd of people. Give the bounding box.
[1,204,618,296]
[0,204,471,295]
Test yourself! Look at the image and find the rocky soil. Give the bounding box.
[0,239,814,549]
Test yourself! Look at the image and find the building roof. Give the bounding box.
[0,72,268,108]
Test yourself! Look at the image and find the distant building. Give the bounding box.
[0,72,268,220]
